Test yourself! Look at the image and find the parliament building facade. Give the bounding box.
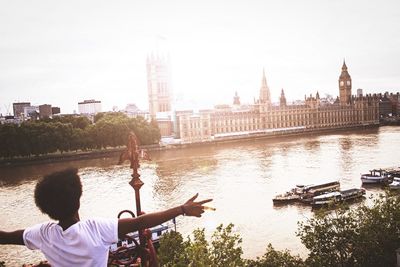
[174,62,380,143]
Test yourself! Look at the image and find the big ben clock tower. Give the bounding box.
[339,60,352,105]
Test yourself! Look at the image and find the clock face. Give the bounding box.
[340,81,344,86]
[347,81,351,86]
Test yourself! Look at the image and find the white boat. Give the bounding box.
[300,181,341,203]
[109,223,169,253]
[312,188,366,208]
[360,169,391,184]
[389,177,400,190]
[312,191,341,207]
[273,181,340,204]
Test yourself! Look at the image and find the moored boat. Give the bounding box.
[272,190,301,204]
[361,169,391,184]
[389,177,400,190]
[273,181,340,204]
[311,188,366,208]
[300,181,341,203]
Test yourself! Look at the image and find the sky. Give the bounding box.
[1,0,400,114]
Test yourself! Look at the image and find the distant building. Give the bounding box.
[378,92,400,117]
[52,107,61,115]
[388,92,400,116]
[39,104,52,119]
[24,106,39,119]
[78,99,102,115]
[155,112,173,137]
[127,103,140,112]
[124,103,149,118]
[2,115,19,124]
[13,102,30,118]
[357,88,363,97]
[147,54,172,119]
[175,61,380,143]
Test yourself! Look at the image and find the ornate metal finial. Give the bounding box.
[118,132,144,239]
[115,132,158,265]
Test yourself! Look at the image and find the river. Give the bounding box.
[1,126,399,266]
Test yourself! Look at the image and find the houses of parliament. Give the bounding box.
[147,56,380,143]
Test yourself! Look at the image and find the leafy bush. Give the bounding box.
[298,192,400,267]
[245,244,305,267]
[158,224,243,266]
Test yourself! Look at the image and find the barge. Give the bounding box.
[311,188,366,208]
[273,181,340,204]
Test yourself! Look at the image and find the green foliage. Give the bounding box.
[184,228,212,266]
[92,112,160,147]
[245,244,305,267]
[0,113,161,158]
[297,207,358,266]
[210,223,244,267]
[158,231,188,267]
[158,224,243,267]
[297,192,400,267]
[43,115,91,129]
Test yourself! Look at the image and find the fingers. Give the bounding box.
[196,210,205,217]
[197,198,213,205]
[188,193,199,202]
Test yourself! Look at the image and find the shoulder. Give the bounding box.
[80,218,118,235]
[82,218,118,227]
[81,218,118,244]
[23,221,58,249]
[24,221,58,235]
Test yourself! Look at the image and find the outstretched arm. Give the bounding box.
[118,193,212,238]
[0,230,24,245]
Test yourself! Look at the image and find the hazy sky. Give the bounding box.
[1,0,400,114]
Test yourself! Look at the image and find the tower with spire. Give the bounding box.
[233,91,240,106]
[259,69,271,105]
[146,53,172,118]
[339,60,352,105]
[280,88,287,107]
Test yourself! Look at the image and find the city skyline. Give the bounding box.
[1,0,400,114]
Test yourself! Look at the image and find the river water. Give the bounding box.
[1,126,399,266]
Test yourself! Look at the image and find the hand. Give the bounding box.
[182,193,213,217]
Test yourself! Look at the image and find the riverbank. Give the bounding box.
[0,148,125,167]
[0,123,382,167]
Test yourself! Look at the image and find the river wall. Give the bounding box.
[164,123,380,149]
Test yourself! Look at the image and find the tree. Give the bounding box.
[210,223,244,267]
[158,231,188,267]
[245,244,305,267]
[184,228,212,266]
[297,192,400,267]
[93,113,161,147]
[351,192,400,266]
[44,115,91,129]
[158,224,243,267]
[0,113,160,158]
[0,124,19,158]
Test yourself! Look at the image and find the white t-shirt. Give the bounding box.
[23,218,118,267]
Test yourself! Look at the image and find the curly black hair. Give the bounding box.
[34,168,82,220]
